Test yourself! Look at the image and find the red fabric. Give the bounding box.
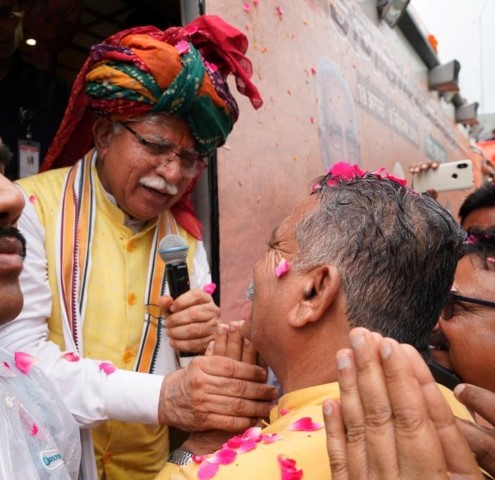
[477,140,495,163]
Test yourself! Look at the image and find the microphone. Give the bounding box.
[158,234,196,367]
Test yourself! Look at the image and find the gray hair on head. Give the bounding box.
[293,172,465,354]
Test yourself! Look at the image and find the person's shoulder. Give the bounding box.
[16,167,72,196]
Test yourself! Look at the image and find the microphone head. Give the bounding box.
[158,234,189,263]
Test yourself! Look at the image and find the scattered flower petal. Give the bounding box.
[61,352,80,362]
[309,116,315,123]
[287,416,324,432]
[0,361,14,378]
[203,283,217,295]
[14,352,36,374]
[243,2,251,12]
[275,258,290,278]
[30,424,39,436]
[310,67,317,75]
[197,461,219,480]
[204,61,218,73]
[275,5,284,17]
[312,182,322,192]
[253,0,259,5]
[261,432,282,443]
[328,162,366,181]
[209,448,237,465]
[29,194,36,204]
[99,361,116,375]
[278,455,303,480]
[175,40,190,55]
[487,256,495,263]
[280,408,292,416]
[465,235,477,245]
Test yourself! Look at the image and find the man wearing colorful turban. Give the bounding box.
[2,15,277,479]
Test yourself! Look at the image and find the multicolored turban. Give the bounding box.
[43,14,262,170]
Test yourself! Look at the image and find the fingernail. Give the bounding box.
[453,383,466,397]
[229,323,237,333]
[337,353,351,370]
[217,324,226,334]
[350,332,365,349]
[244,338,251,346]
[379,341,392,359]
[323,400,333,416]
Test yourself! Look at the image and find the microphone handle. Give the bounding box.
[165,262,196,365]
[166,262,190,299]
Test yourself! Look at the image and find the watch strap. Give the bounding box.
[168,448,194,466]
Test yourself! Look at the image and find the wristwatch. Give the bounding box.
[167,448,194,465]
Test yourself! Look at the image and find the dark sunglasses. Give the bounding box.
[441,292,495,320]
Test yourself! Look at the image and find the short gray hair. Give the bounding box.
[294,173,465,354]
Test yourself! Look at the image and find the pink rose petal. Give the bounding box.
[280,408,292,416]
[237,440,258,454]
[209,448,237,465]
[275,5,284,17]
[99,362,116,375]
[175,40,190,55]
[287,416,324,432]
[253,0,259,5]
[241,426,262,442]
[14,352,36,374]
[203,283,217,295]
[311,67,317,75]
[197,461,219,480]
[278,455,303,480]
[243,2,251,12]
[30,423,38,436]
[29,194,36,204]
[275,258,290,278]
[329,162,365,181]
[261,432,282,443]
[61,352,80,362]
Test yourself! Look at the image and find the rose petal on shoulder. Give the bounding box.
[287,416,324,432]
[197,461,219,480]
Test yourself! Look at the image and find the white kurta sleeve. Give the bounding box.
[190,239,212,289]
[0,193,163,427]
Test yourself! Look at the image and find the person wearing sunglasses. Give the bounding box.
[431,226,495,394]
[0,16,276,479]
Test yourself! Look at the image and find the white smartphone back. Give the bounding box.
[412,160,473,193]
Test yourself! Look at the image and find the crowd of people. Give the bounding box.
[0,2,495,480]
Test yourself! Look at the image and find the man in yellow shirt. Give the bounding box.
[157,162,471,479]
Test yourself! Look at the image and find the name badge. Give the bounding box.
[18,139,40,178]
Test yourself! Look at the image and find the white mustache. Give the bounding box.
[140,176,178,195]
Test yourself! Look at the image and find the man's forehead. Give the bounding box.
[271,196,318,240]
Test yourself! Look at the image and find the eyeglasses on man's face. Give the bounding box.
[441,292,495,320]
[119,122,205,178]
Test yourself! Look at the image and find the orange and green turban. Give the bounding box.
[43,15,262,170]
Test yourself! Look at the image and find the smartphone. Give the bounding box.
[427,359,463,390]
[413,160,474,193]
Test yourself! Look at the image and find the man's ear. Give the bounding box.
[92,118,114,157]
[288,264,341,328]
